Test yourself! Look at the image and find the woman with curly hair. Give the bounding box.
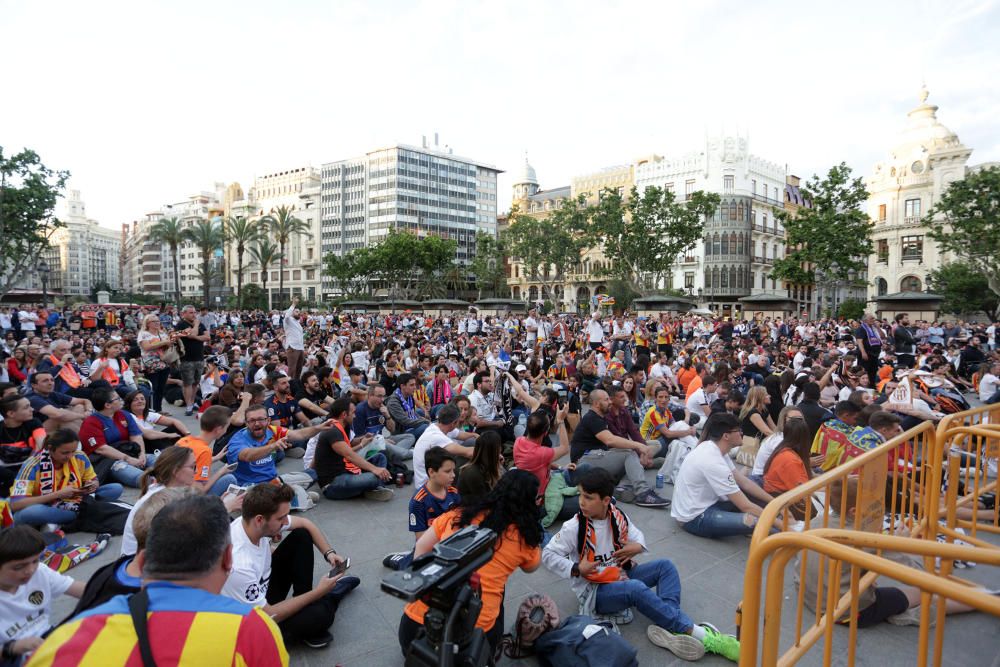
[399,469,543,655]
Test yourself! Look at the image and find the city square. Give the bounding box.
[2,2,1000,666]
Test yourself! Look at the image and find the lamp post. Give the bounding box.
[38,259,50,308]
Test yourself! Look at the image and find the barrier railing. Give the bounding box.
[737,413,1000,667]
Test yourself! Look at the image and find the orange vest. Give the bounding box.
[99,358,129,386]
[49,354,82,389]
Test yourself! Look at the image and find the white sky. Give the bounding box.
[2,0,998,228]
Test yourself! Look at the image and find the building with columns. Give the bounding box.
[866,87,974,300]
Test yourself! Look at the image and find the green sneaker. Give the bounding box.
[701,624,740,662]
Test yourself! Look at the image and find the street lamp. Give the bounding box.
[38,259,50,308]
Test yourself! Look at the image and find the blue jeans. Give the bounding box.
[322,452,388,500]
[405,422,430,441]
[14,483,123,526]
[208,473,237,496]
[109,452,159,488]
[594,559,694,634]
[680,500,755,538]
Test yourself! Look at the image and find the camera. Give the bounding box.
[382,525,497,667]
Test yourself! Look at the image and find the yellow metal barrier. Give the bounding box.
[738,412,1000,667]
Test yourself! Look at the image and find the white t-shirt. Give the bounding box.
[685,388,713,416]
[979,373,999,403]
[587,319,605,344]
[752,432,784,477]
[0,561,73,641]
[670,440,739,522]
[222,518,286,606]
[121,484,164,556]
[524,317,539,343]
[412,423,458,489]
[469,389,497,422]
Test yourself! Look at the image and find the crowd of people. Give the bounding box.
[0,298,998,665]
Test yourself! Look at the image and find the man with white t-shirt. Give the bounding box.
[524,308,540,348]
[222,483,360,649]
[685,374,718,422]
[0,525,85,662]
[411,404,476,489]
[587,313,606,351]
[670,413,781,539]
[979,361,1000,404]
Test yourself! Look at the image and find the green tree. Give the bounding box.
[262,205,311,309]
[0,148,69,299]
[503,202,588,302]
[186,218,226,308]
[235,284,268,310]
[926,166,1000,298]
[413,233,459,297]
[148,217,187,305]
[469,231,507,298]
[249,240,283,310]
[836,298,866,321]
[224,215,262,309]
[927,261,1000,320]
[585,185,720,294]
[324,247,378,297]
[771,163,872,307]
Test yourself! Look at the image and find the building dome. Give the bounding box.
[889,86,964,160]
[515,157,538,186]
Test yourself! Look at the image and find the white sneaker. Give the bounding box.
[364,487,394,502]
[646,625,706,661]
[307,491,320,503]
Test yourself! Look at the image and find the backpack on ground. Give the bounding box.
[500,593,560,659]
[533,615,638,667]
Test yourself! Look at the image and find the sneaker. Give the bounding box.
[184,406,195,416]
[327,575,361,603]
[646,625,706,661]
[383,551,410,570]
[700,623,740,662]
[614,485,636,503]
[284,447,305,459]
[364,487,394,502]
[307,491,320,503]
[634,490,671,508]
[887,606,934,627]
[302,631,333,649]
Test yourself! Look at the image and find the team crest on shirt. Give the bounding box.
[28,590,44,605]
[409,513,417,526]
[12,480,29,496]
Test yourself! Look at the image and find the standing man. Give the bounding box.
[176,305,210,416]
[284,296,305,381]
[892,313,916,369]
[587,313,606,351]
[854,313,883,387]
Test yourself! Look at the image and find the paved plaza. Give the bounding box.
[49,407,1000,667]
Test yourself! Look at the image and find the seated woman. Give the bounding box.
[78,387,158,488]
[399,470,542,657]
[761,418,815,520]
[123,390,189,449]
[214,369,247,409]
[89,340,140,400]
[9,429,123,527]
[456,430,504,506]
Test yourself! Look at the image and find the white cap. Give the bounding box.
[515,364,528,372]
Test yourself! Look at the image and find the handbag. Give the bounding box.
[160,338,184,367]
[736,434,761,468]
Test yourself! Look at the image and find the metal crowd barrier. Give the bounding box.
[737,406,1000,667]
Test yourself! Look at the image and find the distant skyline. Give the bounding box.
[2,0,998,229]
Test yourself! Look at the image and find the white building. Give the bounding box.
[866,87,974,299]
[634,135,789,318]
[39,190,123,299]
[320,138,501,298]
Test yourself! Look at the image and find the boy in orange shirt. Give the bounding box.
[176,405,236,496]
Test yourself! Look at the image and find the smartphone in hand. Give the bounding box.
[329,557,350,578]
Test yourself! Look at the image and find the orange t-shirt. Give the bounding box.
[685,374,703,399]
[677,367,697,393]
[404,510,540,632]
[176,435,213,482]
[763,448,810,495]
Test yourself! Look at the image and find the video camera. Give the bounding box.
[382,525,497,667]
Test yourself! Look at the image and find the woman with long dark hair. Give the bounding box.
[399,470,543,655]
[762,417,814,519]
[456,430,504,505]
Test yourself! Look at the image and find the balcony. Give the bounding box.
[904,216,922,225]
[876,254,889,264]
[752,256,774,265]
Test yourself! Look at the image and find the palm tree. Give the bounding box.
[262,205,311,309]
[148,217,186,305]
[186,218,227,308]
[249,240,283,310]
[224,215,262,309]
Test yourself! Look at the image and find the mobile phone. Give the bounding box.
[225,462,239,473]
[329,557,350,578]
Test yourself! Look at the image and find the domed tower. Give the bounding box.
[512,156,539,205]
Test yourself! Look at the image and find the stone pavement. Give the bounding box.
[49,406,1000,666]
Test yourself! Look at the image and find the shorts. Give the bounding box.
[179,360,204,386]
[856,586,909,628]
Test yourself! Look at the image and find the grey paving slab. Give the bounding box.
[45,404,1000,666]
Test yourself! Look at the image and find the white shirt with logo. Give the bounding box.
[0,562,73,641]
[670,440,739,522]
[221,518,287,606]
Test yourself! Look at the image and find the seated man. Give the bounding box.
[225,404,330,508]
[569,389,668,508]
[353,384,415,462]
[296,370,334,422]
[314,397,394,501]
[685,374,718,429]
[542,468,739,662]
[0,525,85,664]
[23,371,89,433]
[604,385,655,455]
[640,386,697,463]
[222,483,359,649]
[671,413,782,538]
[410,404,475,491]
[382,447,461,571]
[263,373,312,443]
[0,395,47,498]
[811,400,863,472]
[385,373,432,441]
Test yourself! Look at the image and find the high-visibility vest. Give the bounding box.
[49,354,82,389]
[100,358,129,386]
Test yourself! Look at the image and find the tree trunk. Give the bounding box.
[236,247,244,310]
[263,271,270,310]
[277,241,286,309]
[172,244,182,306]
[203,255,210,309]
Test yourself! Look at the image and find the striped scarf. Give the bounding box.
[393,388,416,420]
[577,505,630,584]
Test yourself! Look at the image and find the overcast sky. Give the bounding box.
[3,0,998,227]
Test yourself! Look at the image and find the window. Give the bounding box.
[684,272,694,289]
[904,199,921,221]
[751,179,756,194]
[901,235,923,260]
[664,182,674,193]
[876,239,889,262]
[876,277,888,296]
[901,275,922,292]
[723,175,734,192]
[685,180,695,199]
[878,204,887,221]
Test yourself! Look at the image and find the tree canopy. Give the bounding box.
[469,231,507,298]
[502,201,588,300]
[0,147,69,299]
[926,165,1000,298]
[927,261,1000,320]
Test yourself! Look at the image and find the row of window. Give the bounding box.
[703,232,782,259]
[875,199,922,222]
[875,236,923,262]
[248,269,317,282]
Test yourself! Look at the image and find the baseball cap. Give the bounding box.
[515,364,528,372]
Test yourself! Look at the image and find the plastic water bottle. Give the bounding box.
[655,474,665,489]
